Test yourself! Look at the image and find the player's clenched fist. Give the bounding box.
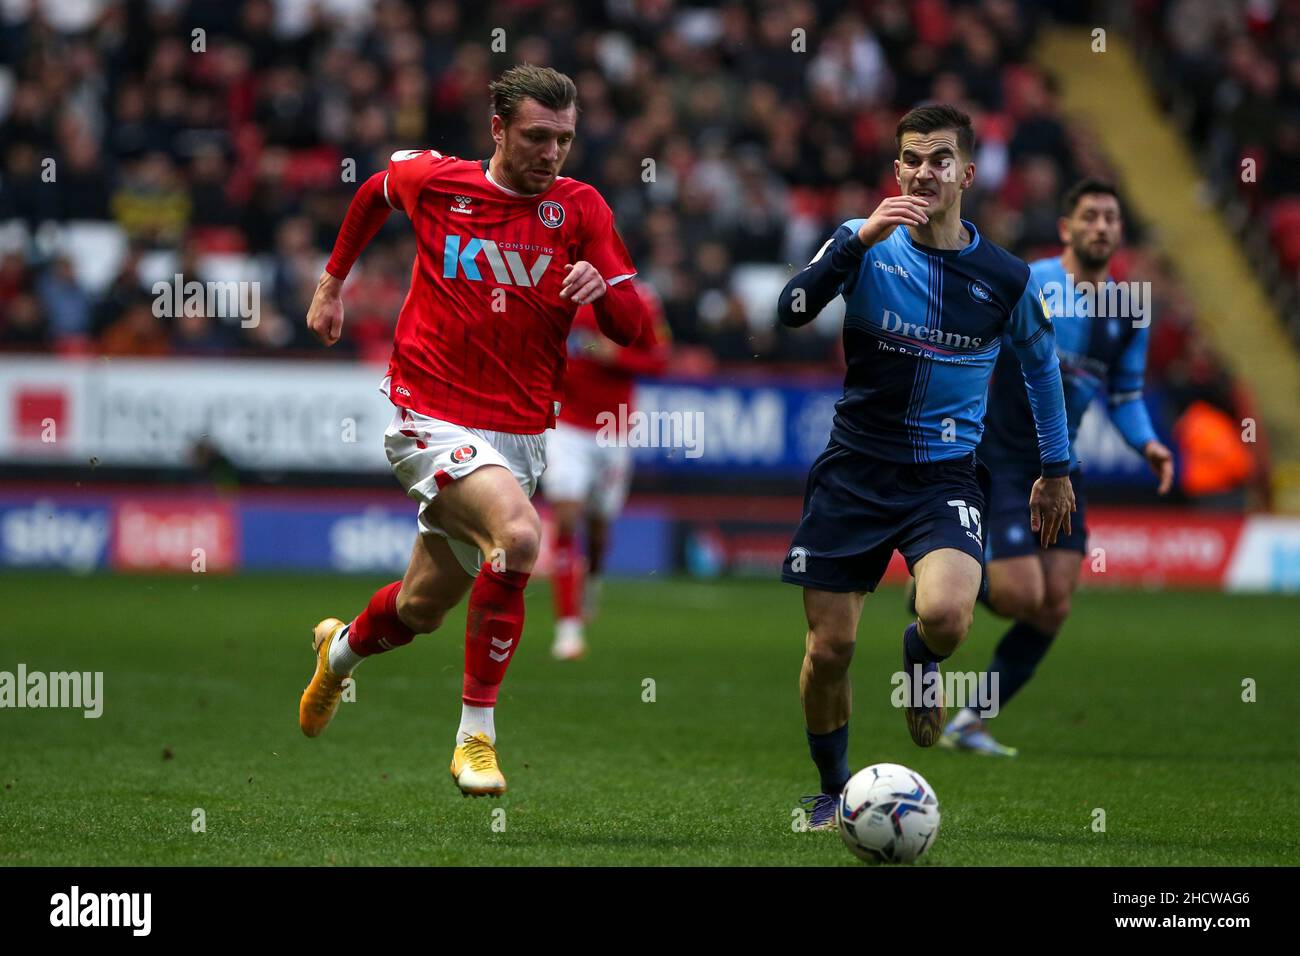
[1028,475,1077,548]
[560,261,606,305]
[306,273,345,346]
[857,195,931,248]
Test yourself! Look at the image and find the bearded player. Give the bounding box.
[297,65,647,797]
[939,179,1174,756]
[776,105,1074,829]
[544,280,669,661]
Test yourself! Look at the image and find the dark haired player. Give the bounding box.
[940,179,1173,756]
[297,65,647,797]
[776,105,1074,829]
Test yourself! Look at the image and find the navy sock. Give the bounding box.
[984,620,1056,711]
[806,723,851,795]
[904,621,949,664]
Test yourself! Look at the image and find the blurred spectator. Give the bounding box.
[0,293,49,350]
[99,301,171,356]
[110,153,191,245]
[35,257,91,343]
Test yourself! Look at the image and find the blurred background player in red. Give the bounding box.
[298,65,647,798]
[545,280,670,660]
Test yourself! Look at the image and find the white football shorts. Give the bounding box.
[384,406,547,576]
[542,420,633,519]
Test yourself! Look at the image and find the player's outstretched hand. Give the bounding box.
[306,273,345,346]
[1143,439,1175,495]
[1029,475,1077,548]
[560,261,607,305]
[857,195,930,248]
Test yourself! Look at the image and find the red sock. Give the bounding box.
[550,529,584,621]
[463,565,530,706]
[348,581,415,656]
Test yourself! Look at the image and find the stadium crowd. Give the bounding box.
[1133,0,1300,342]
[0,0,1270,498]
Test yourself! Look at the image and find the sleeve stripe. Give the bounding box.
[808,236,835,266]
[1109,390,1143,405]
[1013,325,1049,349]
[607,273,636,286]
[382,173,396,211]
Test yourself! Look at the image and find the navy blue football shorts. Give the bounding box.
[780,441,989,593]
[983,464,1087,561]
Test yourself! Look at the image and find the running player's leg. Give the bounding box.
[904,547,982,746]
[946,475,1086,754]
[995,547,1081,706]
[897,461,988,748]
[416,463,540,796]
[548,498,586,659]
[987,470,1081,712]
[939,552,1042,755]
[985,555,1046,621]
[583,441,629,624]
[429,460,540,710]
[781,441,894,828]
[798,587,865,829]
[299,533,472,738]
[912,548,983,656]
[542,422,592,659]
[940,463,1046,753]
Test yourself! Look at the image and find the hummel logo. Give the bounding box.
[488,637,514,663]
[450,194,474,215]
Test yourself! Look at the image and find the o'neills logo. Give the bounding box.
[880,309,982,349]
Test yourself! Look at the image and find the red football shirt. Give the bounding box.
[382,149,638,433]
[559,281,670,430]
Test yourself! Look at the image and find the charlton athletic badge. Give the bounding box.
[451,445,477,463]
[538,200,565,228]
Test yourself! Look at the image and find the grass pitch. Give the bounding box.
[1,572,1296,866]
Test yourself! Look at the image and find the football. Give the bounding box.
[836,763,941,864]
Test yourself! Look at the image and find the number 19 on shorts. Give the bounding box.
[948,499,982,543]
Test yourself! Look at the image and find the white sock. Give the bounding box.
[457,705,496,746]
[328,624,364,676]
[949,706,981,731]
[554,617,584,644]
